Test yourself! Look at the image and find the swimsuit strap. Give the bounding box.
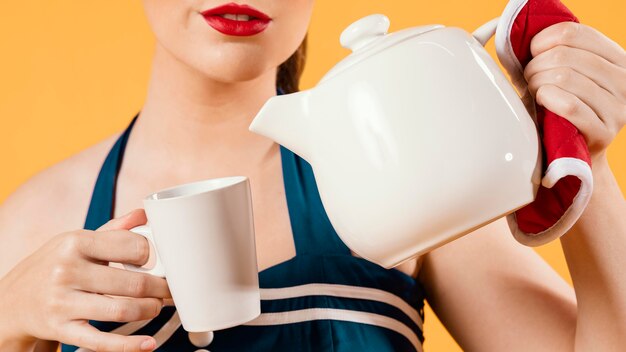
[83,115,137,230]
[280,146,351,256]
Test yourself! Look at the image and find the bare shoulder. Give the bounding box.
[0,134,119,277]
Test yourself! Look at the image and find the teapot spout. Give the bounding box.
[249,90,313,162]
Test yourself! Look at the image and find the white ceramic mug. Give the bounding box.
[123,176,260,332]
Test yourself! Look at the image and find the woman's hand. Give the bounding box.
[0,209,170,352]
[523,22,626,349]
[524,22,626,165]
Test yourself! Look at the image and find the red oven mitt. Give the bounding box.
[494,0,594,246]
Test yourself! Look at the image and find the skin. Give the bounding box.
[0,1,625,351]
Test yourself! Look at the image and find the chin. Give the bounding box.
[185,45,276,84]
[210,59,272,83]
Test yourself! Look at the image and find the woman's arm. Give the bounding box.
[420,216,578,351]
[524,21,626,348]
[419,159,625,351]
[559,157,626,349]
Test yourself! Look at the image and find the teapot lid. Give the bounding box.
[320,14,444,83]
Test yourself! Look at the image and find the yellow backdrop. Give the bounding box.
[1,1,625,350]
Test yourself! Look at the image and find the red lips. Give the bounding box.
[201,3,271,36]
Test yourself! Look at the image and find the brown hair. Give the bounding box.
[276,35,307,94]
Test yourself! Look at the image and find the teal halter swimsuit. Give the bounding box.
[62,113,426,351]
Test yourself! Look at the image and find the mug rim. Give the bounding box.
[144,176,248,202]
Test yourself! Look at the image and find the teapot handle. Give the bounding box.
[472,17,500,46]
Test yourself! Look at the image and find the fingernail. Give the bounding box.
[141,338,156,351]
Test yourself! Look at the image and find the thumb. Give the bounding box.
[97,209,147,232]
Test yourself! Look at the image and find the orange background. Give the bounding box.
[1,1,625,350]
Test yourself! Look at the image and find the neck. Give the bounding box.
[134,43,279,156]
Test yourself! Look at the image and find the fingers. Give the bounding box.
[62,320,156,352]
[72,230,151,266]
[527,67,624,128]
[67,292,163,323]
[523,25,626,158]
[77,263,171,298]
[530,22,626,68]
[524,46,626,100]
[535,84,614,154]
[98,209,148,232]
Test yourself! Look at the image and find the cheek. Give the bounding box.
[267,4,311,63]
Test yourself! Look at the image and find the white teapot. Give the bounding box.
[250,15,542,268]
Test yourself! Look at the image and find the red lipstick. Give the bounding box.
[201,3,271,36]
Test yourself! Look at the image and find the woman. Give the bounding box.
[1,0,625,351]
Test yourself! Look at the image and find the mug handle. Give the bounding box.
[123,225,167,278]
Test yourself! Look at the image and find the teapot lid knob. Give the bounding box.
[340,14,390,52]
